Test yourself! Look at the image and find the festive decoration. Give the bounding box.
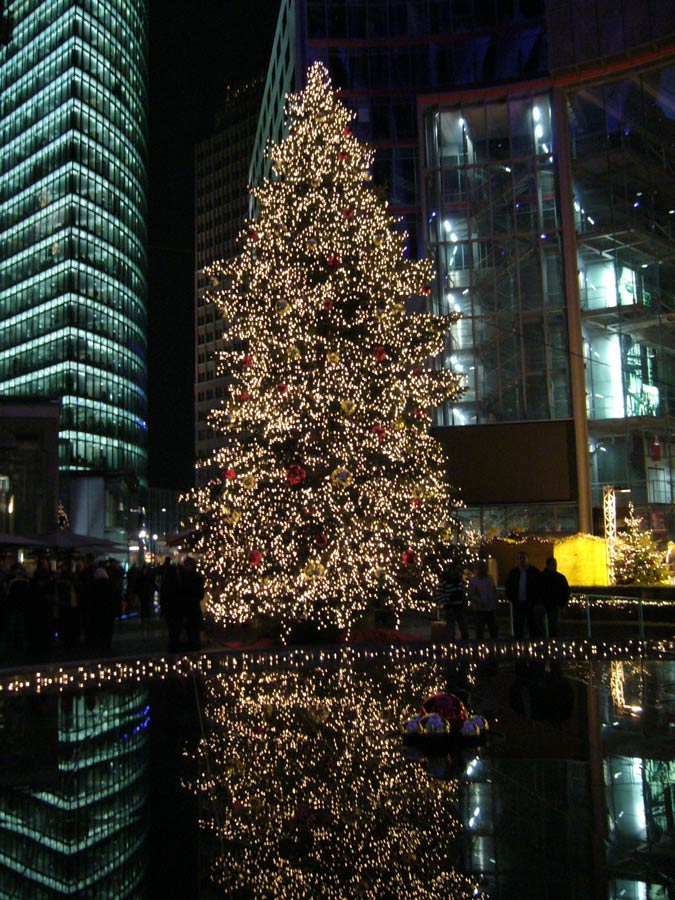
[302,560,326,581]
[401,693,488,752]
[57,500,70,531]
[193,63,465,636]
[330,467,352,488]
[286,464,307,486]
[188,659,478,899]
[614,503,669,585]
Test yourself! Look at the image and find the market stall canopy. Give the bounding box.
[0,533,47,548]
[35,530,117,551]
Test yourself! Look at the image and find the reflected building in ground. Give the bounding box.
[247,0,675,541]
[460,658,675,899]
[0,686,149,897]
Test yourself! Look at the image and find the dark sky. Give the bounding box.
[146,0,279,489]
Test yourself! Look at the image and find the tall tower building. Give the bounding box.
[0,1,149,494]
[195,79,263,474]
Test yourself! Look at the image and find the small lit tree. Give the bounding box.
[192,63,465,635]
[614,503,668,585]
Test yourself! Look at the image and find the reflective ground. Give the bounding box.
[0,642,673,899]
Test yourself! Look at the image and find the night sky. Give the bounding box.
[146,0,279,489]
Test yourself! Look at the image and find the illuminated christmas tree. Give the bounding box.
[193,63,464,634]
[614,502,668,585]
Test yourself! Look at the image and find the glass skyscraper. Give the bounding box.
[0,0,149,483]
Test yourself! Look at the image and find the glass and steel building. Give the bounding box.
[250,0,548,257]
[0,0,149,485]
[247,0,675,540]
[422,8,675,537]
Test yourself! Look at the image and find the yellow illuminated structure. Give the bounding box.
[192,64,464,635]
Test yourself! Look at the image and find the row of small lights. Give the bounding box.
[1,637,673,696]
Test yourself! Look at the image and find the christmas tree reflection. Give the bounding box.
[189,657,478,899]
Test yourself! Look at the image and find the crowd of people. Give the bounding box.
[437,552,570,643]
[0,554,205,663]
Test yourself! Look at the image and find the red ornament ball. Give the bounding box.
[401,549,417,566]
[327,254,341,268]
[323,299,334,311]
[338,151,349,161]
[248,550,263,567]
[342,207,354,219]
[286,464,307,486]
[248,230,259,242]
[420,283,432,296]
[422,693,468,727]
[238,391,251,402]
[373,346,388,362]
[372,425,386,441]
[315,533,328,548]
[225,468,237,481]
[276,383,288,394]
[241,355,252,368]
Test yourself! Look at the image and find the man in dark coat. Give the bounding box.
[179,557,205,651]
[29,557,56,659]
[159,558,182,652]
[76,554,97,645]
[539,557,570,638]
[4,562,30,660]
[505,552,542,639]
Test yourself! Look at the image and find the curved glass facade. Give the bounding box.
[0,0,148,481]
[424,91,571,428]
[423,54,675,537]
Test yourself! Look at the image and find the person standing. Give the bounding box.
[468,559,498,641]
[436,564,469,642]
[539,557,569,638]
[159,558,182,652]
[4,562,30,660]
[55,559,80,651]
[29,557,56,659]
[137,563,157,633]
[76,554,97,646]
[106,558,125,620]
[179,557,205,651]
[91,565,115,649]
[505,551,541,639]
